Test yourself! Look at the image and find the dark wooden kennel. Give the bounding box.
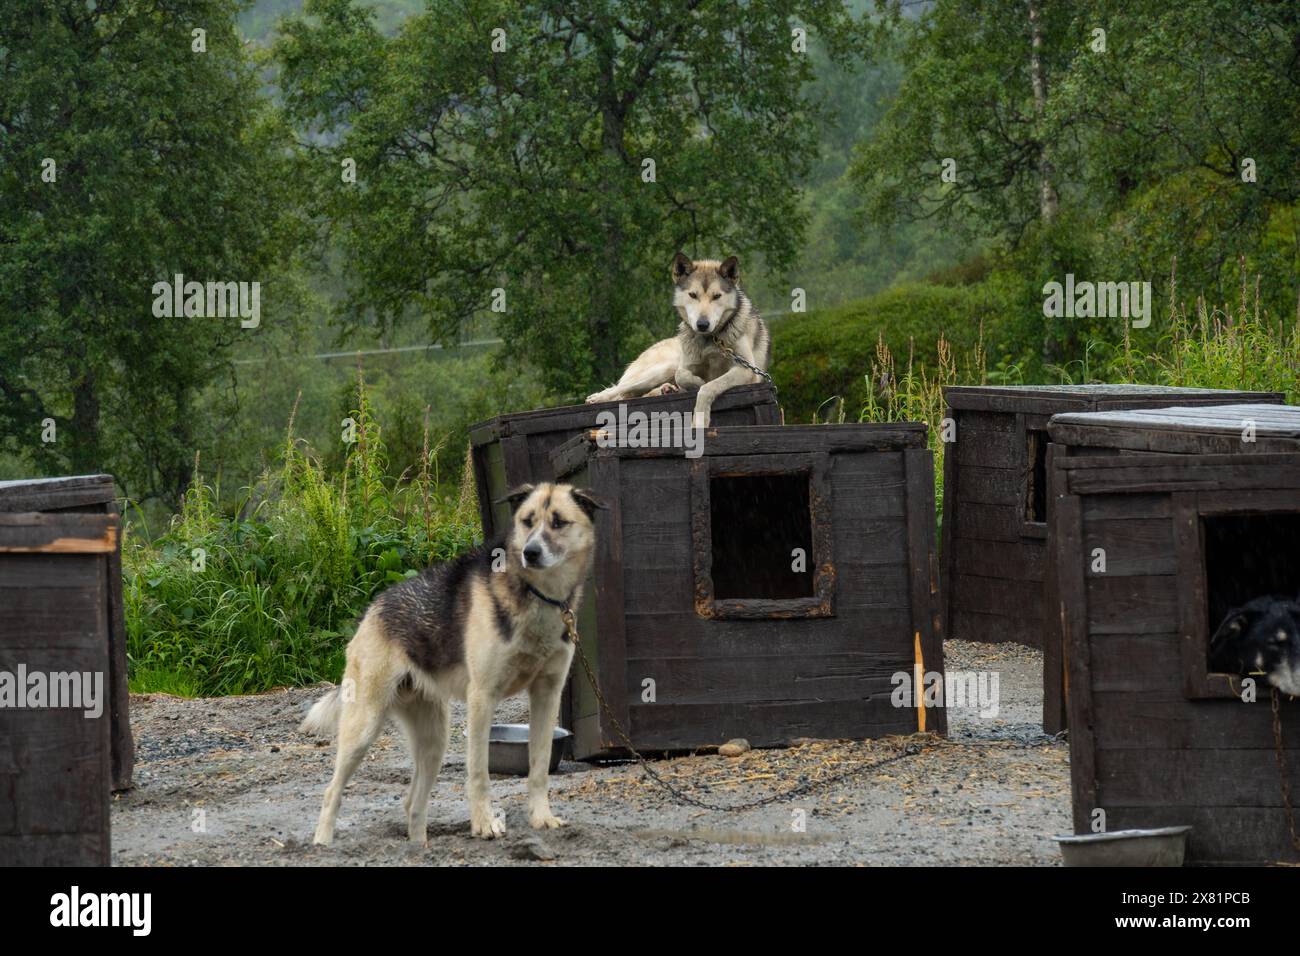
[940,385,1281,654]
[1043,404,1300,733]
[0,475,135,865]
[469,382,779,541]
[549,423,945,760]
[1051,432,1300,864]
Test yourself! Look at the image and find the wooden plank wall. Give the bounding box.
[0,545,112,864]
[945,410,1046,646]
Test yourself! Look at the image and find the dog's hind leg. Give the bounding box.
[395,695,450,844]
[313,693,387,846]
[586,340,682,403]
[586,359,676,403]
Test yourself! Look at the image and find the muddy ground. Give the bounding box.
[111,640,1071,866]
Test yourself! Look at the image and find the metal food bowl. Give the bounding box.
[1054,826,1192,867]
[487,724,571,775]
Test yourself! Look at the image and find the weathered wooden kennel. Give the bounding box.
[1042,403,1297,733]
[549,423,945,759]
[1051,413,1300,864]
[469,382,779,540]
[0,475,134,865]
[940,385,1281,654]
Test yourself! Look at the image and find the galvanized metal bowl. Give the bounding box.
[1054,826,1192,867]
[487,724,571,775]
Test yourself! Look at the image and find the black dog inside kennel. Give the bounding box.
[1203,512,1300,668]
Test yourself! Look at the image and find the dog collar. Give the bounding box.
[525,583,577,642]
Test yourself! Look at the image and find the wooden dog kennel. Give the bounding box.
[549,423,945,759]
[1052,416,1300,864]
[0,475,133,792]
[1043,404,1300,732]
[0,475,134,865]
[469,382,779,540]
[939,385,1280,653]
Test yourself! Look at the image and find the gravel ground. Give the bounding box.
[111,640,1070,866]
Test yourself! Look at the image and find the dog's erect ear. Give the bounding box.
[671,252,694,280]
[718,255,740,283]
[1208,604,1256,669]
[568,487,606,521]
[496,484,536,513]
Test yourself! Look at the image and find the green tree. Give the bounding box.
[850,0,1300,366]
[0,0,302,503]
[275,0,866,393]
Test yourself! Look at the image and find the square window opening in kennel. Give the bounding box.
[1053,449,1300,864]
[1203,512,1300,654]
[1186,508,1300,699]
[549,423,944,760]
[694,454,834,617]
[707,472,815,601]
[1043,402,1299,731]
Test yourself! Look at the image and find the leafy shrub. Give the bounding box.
[124,378,480,696]
[770,281,1007,423]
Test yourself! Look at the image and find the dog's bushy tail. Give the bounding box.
[301,686,343,736]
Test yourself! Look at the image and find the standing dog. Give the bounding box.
[585,252,772,428]
[302,482,600,844]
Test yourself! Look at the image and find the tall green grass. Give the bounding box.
[124,376,480,697]
[848,273,1298,528]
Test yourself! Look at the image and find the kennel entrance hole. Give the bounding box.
[1202,512,1300,663]
[708,473,814,600]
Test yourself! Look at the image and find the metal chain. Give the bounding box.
[1271,688,1300,853]
[563,609,919,812]
[711,337,778,398]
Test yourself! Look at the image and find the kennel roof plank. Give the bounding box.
[0,474,118,511]
[1049,403,1300,453]
[944,384,1282,415]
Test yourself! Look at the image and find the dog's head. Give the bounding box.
[672,252,741,336]
[499,482,602,574]
[1209,595,1300,695]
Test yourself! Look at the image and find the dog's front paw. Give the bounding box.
[692,410,711,430]
[470,809,506,839]
[529,811,566,831]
